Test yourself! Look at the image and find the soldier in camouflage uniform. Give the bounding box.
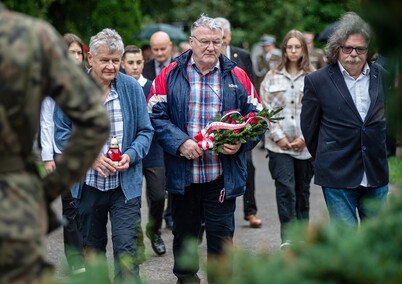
[0,3,110,283]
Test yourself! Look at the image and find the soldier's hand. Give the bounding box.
[115,154,130,172]
[92,155,117,178]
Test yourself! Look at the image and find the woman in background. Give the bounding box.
[40,33,86,273]
[260,30,315,249]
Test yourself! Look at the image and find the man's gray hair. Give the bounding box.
[215,17,231,32]
[89,28,124,57]
[326,12,371,64]
[191,14,223,36]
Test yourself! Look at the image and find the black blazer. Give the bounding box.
[230,46,254,85]
[301,63,388,188]
[143,59,157,81]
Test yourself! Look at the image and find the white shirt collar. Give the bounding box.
[338,61,370,78]
[137,74,147,87]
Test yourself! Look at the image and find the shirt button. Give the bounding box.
[291,116,294,119]
[362,126,366,131]
[362,145,367,151]
[291,85,294,89]
[291,100,294,104]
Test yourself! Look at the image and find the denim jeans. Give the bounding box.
[322,185,389,225]
[267,151,314,241]
[78,184,142,281]
[61,190,84,270]
[171,176,236,282]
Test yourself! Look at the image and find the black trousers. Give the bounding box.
[243,151,257,217]
[267,151,314,241]
[61,190,85,270]
[171,176,236,282]
[143,166,166,236]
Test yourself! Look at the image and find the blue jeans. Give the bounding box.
[171,176,236,283]
[78,184,142,281]
[322,185,389,225]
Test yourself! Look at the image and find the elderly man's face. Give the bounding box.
[338,33,368,78]
[88,46,121,85]
[190,27,223,71]
[222,28,232,47]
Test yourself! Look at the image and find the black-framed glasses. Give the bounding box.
[340,46,368,55]
[191,36,222,48]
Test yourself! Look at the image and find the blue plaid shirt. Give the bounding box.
[187,57,222,183]
[85,82,124,191]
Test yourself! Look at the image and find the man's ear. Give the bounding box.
[87,52,93,67]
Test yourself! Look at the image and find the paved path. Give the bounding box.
[45,146,327,283]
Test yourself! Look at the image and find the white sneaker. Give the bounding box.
[280,240,291,250]
[72,267,86,275]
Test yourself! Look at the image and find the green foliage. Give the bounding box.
[389,156,402,184]
[90,0,141,45]
[204,108,283,154]
[2,0,54,18]
[206,186,402,283]
[3,0,142,46]
[4,0,360,50]
[139,0,358,48]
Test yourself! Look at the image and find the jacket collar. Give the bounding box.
[329,62,380,123]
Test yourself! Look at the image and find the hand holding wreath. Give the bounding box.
[194,107,283,154]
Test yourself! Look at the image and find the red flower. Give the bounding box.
[196,107,283,154]
[241,112,257,121]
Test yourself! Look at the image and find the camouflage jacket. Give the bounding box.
[0,4,110,201]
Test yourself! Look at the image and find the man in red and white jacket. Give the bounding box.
[147,14,262,284]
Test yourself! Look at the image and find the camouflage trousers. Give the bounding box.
[0,172,55,283]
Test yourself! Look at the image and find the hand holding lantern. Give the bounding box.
[106,136,122,166]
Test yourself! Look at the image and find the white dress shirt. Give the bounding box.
[338,61,371,186]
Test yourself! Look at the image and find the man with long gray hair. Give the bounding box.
[301,12,389,226]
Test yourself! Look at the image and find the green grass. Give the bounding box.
[388,155,402,184]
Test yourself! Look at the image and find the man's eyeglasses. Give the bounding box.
[191,36,222,48]
[340,46,368,55]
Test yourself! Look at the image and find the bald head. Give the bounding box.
[150,31,173,63]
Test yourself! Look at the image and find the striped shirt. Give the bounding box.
[187,57,222,183]
[85,82,124,191]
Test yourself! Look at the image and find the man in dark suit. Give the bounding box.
[216,17,262,228]
[143,31,174,230]
[143,31,173,81]
[301,12,389,226]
